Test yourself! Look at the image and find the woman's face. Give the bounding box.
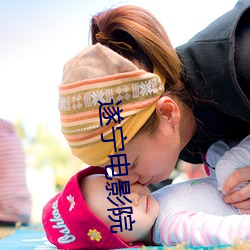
[99,95,189,186]
[101,117,182,185]
[117,130,181,185]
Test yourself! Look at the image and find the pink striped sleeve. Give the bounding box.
[0,119,31,224]
[159,210,250,247]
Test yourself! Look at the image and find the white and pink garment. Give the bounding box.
[152,135,250,246]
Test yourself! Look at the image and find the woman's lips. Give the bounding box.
[143,177,154,186]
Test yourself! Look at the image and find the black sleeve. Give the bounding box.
[176,0,250,164]
[176,0,250,123]
[235,7,250,99]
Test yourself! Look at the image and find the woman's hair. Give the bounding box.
[90,5,193,136]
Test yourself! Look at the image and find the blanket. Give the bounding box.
[0,225,248,250]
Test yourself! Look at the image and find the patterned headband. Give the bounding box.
[59,43,165,165]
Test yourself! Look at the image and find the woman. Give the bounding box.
[59,1,250,211]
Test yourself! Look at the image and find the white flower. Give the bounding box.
[67,195,76,211]
[140,80,152,96]
[59,97,71,111]
[91,91,105,105]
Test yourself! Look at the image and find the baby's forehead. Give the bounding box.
[85,173,121,182]
[82,174,105,186]
[83,174,118,187]
[86,173,106,180]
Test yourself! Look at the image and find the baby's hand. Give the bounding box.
[223,166,250,214]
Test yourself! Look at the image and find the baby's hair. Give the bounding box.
[79,176,89,204]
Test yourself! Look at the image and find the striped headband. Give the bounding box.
[59,43,165,166]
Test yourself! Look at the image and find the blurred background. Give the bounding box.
[0,0,238,223]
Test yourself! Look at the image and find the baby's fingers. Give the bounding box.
[222,167,250,195]
[224,185,250,207]
[240,209,250,214]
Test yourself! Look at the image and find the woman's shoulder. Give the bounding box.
[176,0,250,123]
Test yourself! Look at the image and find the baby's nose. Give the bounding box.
[127,192,140,206]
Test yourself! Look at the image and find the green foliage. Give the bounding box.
[14,120,85,191]
[27,124,69,169]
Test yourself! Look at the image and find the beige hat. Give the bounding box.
[59,43,165,165]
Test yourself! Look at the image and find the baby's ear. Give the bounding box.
[156,96,180,126]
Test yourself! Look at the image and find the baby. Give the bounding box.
[42,166,149,249]
[42,135,250,249]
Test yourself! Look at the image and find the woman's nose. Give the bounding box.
[120,173,139,184]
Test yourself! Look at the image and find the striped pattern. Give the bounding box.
[59,70,164,148]
[160,210,250,246]
[0,119,31,224]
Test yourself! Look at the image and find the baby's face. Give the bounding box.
[83,174,160,243]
